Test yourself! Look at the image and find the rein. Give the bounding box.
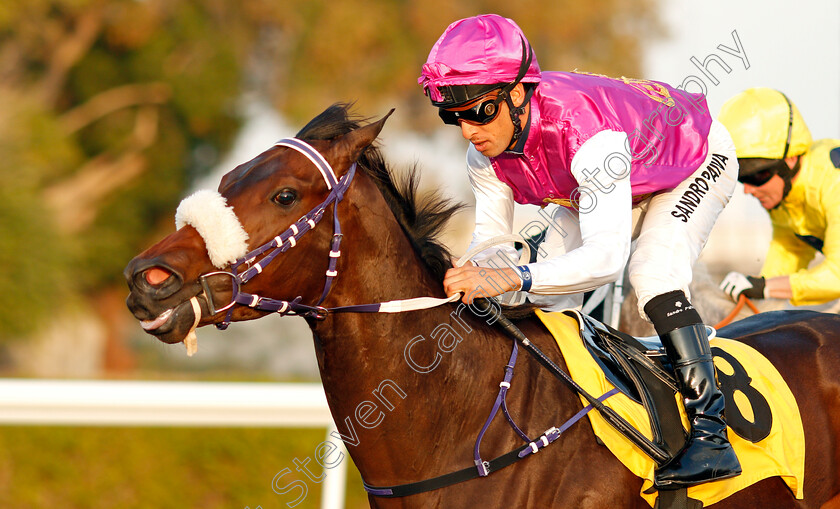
[363,311,622,498]
[714,295,761,329]
[362,298,675,499]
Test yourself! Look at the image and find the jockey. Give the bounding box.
[717,88,840,306]
[419,14,741,488]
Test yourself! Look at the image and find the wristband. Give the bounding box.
[517,265,532,292]
[744,276,766,300]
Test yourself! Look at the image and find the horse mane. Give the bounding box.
[296,103,465,281]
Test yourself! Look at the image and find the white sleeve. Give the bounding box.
[464,145,518,265]
[528,130,632,294]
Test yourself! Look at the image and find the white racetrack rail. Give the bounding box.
[0,379,347,509]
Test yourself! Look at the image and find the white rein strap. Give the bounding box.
[183,133,533,323]
[354,234,532,314]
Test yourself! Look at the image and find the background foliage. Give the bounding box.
[0,0,659,341]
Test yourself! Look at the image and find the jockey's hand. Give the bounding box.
[444,264,521,304]
[719,271,766,302]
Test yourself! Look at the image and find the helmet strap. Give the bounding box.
[497,35,536,147]
[775,157,801,204]
[505,85,535,145]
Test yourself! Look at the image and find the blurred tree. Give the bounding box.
[0,0,250,340]
[245,0,662,127]
[0,0,660,343]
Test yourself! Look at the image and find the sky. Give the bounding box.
[646,0,840,136]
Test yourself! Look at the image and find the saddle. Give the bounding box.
[535,309,805,508]
[575,312,689,458]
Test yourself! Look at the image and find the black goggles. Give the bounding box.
[738,159,788,187]
[438,94,504,126]
[739,168,775,187]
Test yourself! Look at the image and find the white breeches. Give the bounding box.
[532,121,738,318]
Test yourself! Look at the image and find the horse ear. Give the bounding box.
[333,109,395,173]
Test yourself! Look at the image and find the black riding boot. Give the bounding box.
[654,324,742,489]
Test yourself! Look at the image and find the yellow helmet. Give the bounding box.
[718,88,812,159]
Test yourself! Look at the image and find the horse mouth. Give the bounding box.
[140,308,174,331]
[131,298,198,344]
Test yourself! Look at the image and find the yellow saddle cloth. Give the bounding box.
[536,309,805,507]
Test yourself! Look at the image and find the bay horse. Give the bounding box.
[125,104,840,508]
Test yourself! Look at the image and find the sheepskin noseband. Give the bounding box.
[175,190,249,268]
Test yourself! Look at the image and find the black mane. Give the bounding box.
[296,103,464,281]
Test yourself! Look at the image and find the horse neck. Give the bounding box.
[316,169,448,319]
[307,172,520,482]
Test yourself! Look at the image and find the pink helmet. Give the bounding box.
[418,14,541,108]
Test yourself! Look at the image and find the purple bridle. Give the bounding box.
[199,137,459,328]
[199,137,356,327]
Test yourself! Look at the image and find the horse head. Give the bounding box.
[124,105,392,345]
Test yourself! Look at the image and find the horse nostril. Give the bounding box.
[144,267,172,286]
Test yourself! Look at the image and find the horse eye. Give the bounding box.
[273,188,297,206]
